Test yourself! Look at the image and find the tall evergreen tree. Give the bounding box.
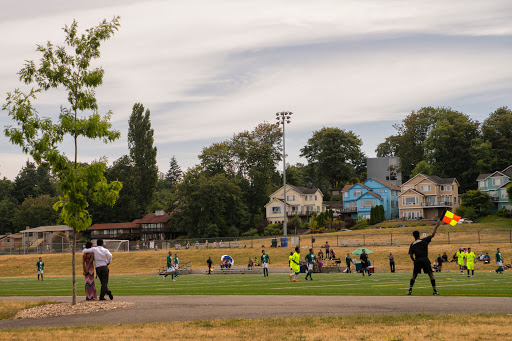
[166,155,182,188]
[128,103,158,216]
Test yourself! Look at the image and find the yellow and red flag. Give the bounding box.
[442,210,461,226]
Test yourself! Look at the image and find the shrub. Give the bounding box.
[455,206,479,222]
[345,217,356,228]
[496,208,512,218]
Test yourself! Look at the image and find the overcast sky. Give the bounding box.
[1,1,512,180]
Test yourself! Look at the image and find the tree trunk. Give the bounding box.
[72,228,76,305]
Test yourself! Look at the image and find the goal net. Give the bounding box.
[101,239,130,252]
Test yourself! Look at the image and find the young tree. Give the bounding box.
[3,18,123,305]
[410,160,433,177]
[507,183,512,205]
[128,103,158,216]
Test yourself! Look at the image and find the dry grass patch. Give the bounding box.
[0,301,54,320]
[1,314,512,340]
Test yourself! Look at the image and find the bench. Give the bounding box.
[207,266,263,275]
[158,261,192,275]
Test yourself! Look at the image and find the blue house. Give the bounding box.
[341,178,400,220]
[477,165,512,213]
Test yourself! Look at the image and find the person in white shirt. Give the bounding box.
[83,239,113,300]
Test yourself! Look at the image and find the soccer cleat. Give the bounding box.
[289,274,292,280]
[163,276,165,280]
[99,297,106,301]
[433,291,439,295]
[108,292,114,300]
[172,279,176,282]
[368,273,372,276]
[293,279,298,282]
[407,290,412,295]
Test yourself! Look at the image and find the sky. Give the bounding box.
[1,1,512,180]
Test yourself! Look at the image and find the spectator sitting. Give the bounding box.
[318,249,324,260]
[213,241,217,248]
[186,241,190,249]
[442,252,448,263]
[254,257,260,266]
[219,240,224,247]
[195,241,199,249]
[484,253,491,264]
[451,253,457,262]
[330,249,336,259]
[248,257,253,269]
[432,260,439,271]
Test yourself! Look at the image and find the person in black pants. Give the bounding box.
[207,256,213,274]
[407,220,441,295]
[388,251,396,273]
[360,249,371,276]
[436,254,443,272]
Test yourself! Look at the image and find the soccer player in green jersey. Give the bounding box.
[174,254,179,278]
[305,248,316,280]
[290,247,301,282]
[456,248,465,274]
[345,253,353,273]
[496,248,503,273]
[164,251,176,281]
[289,252,294,280]
[36,257,44,281]
[261,250,270,277]
[464,247,476,277]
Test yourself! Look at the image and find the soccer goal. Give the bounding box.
[102,239,130,252]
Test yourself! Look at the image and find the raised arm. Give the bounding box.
[431,219,441,238]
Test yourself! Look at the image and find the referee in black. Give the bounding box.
[407,219,441,295]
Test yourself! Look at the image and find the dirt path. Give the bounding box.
[1,295,512,330]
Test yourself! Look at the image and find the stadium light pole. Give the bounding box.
[276,111,292,236]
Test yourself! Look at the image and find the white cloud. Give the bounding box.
[1,0,512,179]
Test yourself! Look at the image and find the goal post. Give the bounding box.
[99,239,130,252]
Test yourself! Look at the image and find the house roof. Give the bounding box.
[341,184,354,192]
[361,192,382,200]
[498,180,511,189]
[425,175,457,185]
[366,177,401,191]
[477,173,492,181]
[89,221,140,230]
[398,188,425,197]
[288,185,321,195]
[347,183,371,191]
[502,165,512,177]
[21,225,72,233]
[137,212,171,224]
[264,198,290,207]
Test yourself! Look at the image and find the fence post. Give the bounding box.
[448,231,450,244]
[478,231,480,244]
[510,230,511,243]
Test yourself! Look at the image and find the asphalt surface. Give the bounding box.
[1,295,512,330]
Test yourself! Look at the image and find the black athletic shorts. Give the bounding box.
[413,258,432,275]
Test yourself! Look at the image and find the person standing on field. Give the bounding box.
[496,248,504,274]
[164,251,176,281]
[360,249,371,276]
[83,239,113,300]
[290,247,301,282]
[407,220,441,296]
[345,253,353,273]
[261,250,270,277]
[305,248,316,280]
[456,248,465,274]
[388,251,395,273]
[207,256,213,274]
[464,247,476,277]
[36,257,44,281]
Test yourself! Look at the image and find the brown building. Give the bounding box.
[88,220,140,241]
[398,174,460,219]
[138,210,172,241]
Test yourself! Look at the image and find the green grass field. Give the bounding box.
[1,272,510,297]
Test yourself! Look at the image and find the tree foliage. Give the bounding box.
[460,190,492,215]
[3,17,122,305]
[410,161,433,177]
[166,155,182,188]
[128,103,158,216]
[13,195,60,230]
[481,107,512,171]
[300,127,365,190]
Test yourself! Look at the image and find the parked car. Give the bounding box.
[457,218,473,224]
[371,226,385,229]
[392,224,404,228]
[339,229,350,232]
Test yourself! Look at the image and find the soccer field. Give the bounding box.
[0,272,510,297]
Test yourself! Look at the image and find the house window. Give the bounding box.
[479,181,485,188]
[291,206,298,212]
[420,185,431,192]
[287,195,295,201]
[361,200,376,208]
[317,206,320,212]
[344,192,348,198]
[354,190,362,197]
[315,195,318,200]
[502,190,508,199]
[492,178,503,186]
[272,207,281,213]
[306,206,313,212]
[403,197,418,205]
[440,185,444,191]
[351,201,357,208]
